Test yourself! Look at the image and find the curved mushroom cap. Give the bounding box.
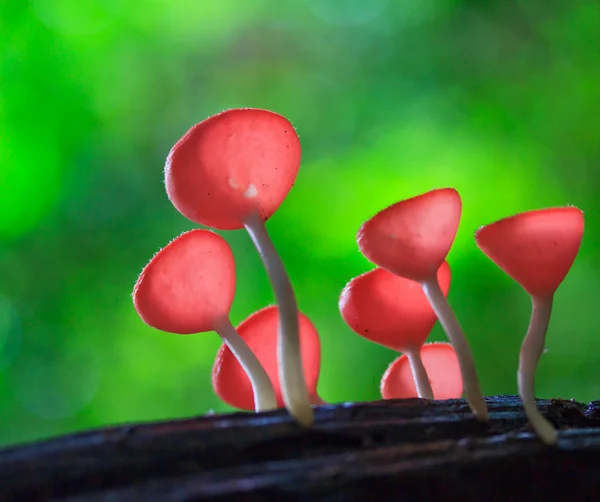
[475,207,584,297]
[212,306,321,411]
[165,108,301,230]
[339,261,451,352]
[133,229,235,334]
[357,188,461,282]
[380,342,462,400]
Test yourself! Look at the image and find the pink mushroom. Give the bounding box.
[212,305,323,411]
[339,262,451,399]
[164,108,312,425]
[381,342,463,400]
[132,229,277,412]
[476,206,585,444]
[356,188,488,420]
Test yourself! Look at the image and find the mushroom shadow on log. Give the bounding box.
[2,395,600,501]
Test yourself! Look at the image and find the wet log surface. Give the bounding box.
[2,395,600,501]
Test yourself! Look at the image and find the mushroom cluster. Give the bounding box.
[132,108,585,446]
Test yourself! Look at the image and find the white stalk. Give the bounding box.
[421,277,489,421]
[405,348,434,399]
[214,317,277,412]
[518,295,558,445]
[244,212,313,427]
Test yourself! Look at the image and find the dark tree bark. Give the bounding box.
[2,395,600,501]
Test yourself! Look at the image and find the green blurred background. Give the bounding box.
[1,0,599,447]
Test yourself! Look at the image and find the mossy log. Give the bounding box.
[2,395,600,501]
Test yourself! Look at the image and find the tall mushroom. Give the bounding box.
[132,229,277,412]
[476,206,585,444]
[164,108,312,426]
[339,262,451,399]
[356,188,488,421]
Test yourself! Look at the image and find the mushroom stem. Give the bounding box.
[244,212,314,427]
[405,348,434,399]
[213,317,278,412]
[518,295,558,445]
[421,277,489,421]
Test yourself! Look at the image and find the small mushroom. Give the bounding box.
[381,342,463,400]
[212,305,323,410]
[165,108,312,426]
[356,188,488,420]
[132,229,277,412]
[476,206,585,444]
[339,262,451,399]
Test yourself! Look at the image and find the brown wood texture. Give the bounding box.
[2,395,600,501]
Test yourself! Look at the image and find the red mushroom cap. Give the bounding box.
[357,188,461,282]
[381,342,462,400]
[212,305,321,411]
[132,229,235,334]
[339,262,451,352]
[165,108,301,230]
[475,207,584,297]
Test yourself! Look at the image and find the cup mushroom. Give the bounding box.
[164,108,312,426]
[356,188,488,420]
[475,206,585,444]
[381,342,463,400]
[339,262,451,399]
[212,305,324,411]
[132,229,277,412]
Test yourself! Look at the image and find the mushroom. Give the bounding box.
[132,229,277,412]
[164,108,312,426]
[381,342,463,400]
[475,206,585,444]
[339,262,451,399]
[356,188,488,420]
[212,305,324,411]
